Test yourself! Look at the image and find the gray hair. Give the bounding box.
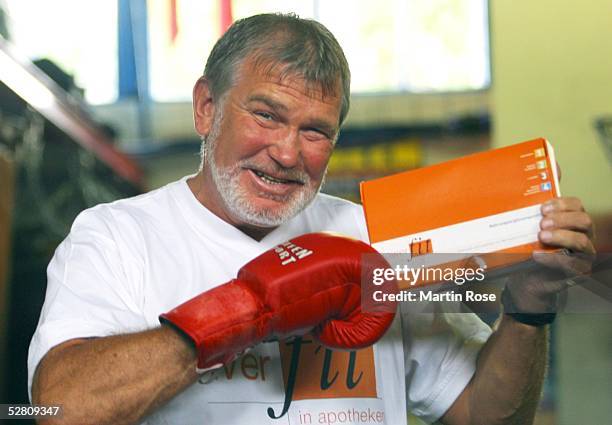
[203,13,351,126]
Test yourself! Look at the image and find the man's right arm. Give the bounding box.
[33,325,198,425]
[33,233,396,425]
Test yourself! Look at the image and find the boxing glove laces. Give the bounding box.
[160,232,397,372]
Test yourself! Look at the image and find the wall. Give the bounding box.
[491,2,612,424]
[490,0,612,216]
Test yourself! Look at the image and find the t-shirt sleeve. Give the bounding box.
[401,305,492,423]
[27,208,147,399]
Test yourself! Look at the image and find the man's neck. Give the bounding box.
[186,172,277,241]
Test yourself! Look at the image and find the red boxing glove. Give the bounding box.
[160,233,396,371]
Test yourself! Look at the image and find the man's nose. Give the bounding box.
[269,128,301,168]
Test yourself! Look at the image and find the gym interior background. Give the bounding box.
[0,1,610,424]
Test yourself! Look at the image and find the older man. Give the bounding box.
[29,13,594,425]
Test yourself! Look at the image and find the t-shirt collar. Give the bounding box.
[171,175,309,253]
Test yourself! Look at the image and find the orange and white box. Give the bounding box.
[360,138,561,283]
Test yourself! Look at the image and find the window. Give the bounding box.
[147,0,219,101]
[147,0,489,101]
[4,0,489,104]
[315,0,490,93]
[4,0,118,104]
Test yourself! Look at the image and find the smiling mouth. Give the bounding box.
[251,169,304,186]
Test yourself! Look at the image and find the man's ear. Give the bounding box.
[193,77,216,136]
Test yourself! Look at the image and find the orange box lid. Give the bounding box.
[360,138,560,244]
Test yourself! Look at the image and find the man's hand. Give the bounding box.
[503,197,596,319]
[441,196,597,425]
[161,233,397,371]
[538,196,595,256]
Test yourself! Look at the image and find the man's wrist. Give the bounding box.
[160,323,198,362]
[503,311,556,327]
[501,287,557,327]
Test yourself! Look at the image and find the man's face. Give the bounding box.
[194,60,341,230]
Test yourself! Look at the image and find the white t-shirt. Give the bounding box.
[28,176,491,424]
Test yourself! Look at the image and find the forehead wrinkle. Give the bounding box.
[239,56,340,103]
[247,94,288,112]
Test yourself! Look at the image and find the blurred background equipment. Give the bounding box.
[0,146,14,408]
[0,34,143,420]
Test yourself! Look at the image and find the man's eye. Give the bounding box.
[305,128,330,140]
[255,111,274,121]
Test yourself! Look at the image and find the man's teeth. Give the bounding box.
[254,170,290,185]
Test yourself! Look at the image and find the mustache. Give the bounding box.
[239,161,310,184]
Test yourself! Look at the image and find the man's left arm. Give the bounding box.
[440,197,595,425]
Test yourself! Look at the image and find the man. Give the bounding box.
[29,13,595,425]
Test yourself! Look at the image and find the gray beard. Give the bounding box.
[203,109,325,227]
